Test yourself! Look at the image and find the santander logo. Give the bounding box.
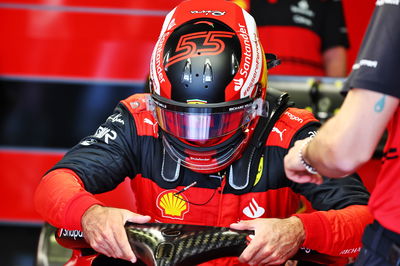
[243,198,265,218]
[233,78,244,91]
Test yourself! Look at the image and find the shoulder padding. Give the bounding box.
[121,93,150,114]
[266,107,318,149]
[121,93,158,137]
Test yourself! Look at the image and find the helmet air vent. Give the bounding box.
[163,51,171,72]
[231,53,239,76]
[182,58,192,83]
[203,58,213,83]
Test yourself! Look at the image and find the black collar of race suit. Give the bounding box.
[159,87,292,192]
[226,88,292,192]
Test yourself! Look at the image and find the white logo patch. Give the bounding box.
[290,0,314,26]
[291,0,315,17]
[352,59,378,70]
[308,131,317,138]
[107,113,124,125]
[284,111,304,123]
[80,138,97,146]
[376,0,399,6]
[233,78,244,91]
[58,228,84,240]
[93,126,117,144]
[243,198,265,218]
[167,18,176,31]
[339,247,361,255]
[190,10,226,16]
[144,118,155,125]
[272,127,287,141]
[300,247,312,254]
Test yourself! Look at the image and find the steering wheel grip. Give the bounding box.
[125,223,252,266]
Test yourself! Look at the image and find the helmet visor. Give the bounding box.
[150,95,268,141]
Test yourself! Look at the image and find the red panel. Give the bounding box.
[342,0,375,73]
[357,159,381,193]
[0,1,376,79]
[0,149,136,223]
[0,8,165,80]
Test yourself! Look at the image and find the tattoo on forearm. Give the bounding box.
[374,95,386,113]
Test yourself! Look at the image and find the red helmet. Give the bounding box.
[149,0,268,173]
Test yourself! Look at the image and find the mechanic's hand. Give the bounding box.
[230,217,305,265]
[81,205,151,263]
[284,139,323,185]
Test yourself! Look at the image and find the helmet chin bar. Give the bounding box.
[161,128,250,174]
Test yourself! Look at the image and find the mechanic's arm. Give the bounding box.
[283,117,374,258]
[284,88,399,183]
[323,46,347,77]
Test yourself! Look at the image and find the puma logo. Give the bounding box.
[272,127,286,141]
[144,118,154,125]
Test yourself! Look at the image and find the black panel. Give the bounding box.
[0,224,41,266]
[0,79,144,148]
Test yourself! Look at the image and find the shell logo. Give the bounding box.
[156,190,189,220]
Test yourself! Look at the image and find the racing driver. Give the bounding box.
[35,0,373,265]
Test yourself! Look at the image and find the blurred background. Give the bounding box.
[0,0,377,265]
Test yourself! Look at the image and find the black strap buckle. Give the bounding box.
[265,53,281,69]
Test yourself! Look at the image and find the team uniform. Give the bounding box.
[343,3,400,265]
[36,93,372,265]
[236,0,349,76]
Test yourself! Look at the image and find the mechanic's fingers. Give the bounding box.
[285,173,307,183]
[311,174,323,184]
[301,174,323,184]
[288,173,323,185]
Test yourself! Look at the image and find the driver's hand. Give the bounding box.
[230,216,305,265]
[81,205,151,263]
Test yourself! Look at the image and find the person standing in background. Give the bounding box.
[233,0,349,77]
[284,2,400,265]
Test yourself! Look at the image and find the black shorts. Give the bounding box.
[354,220,400,266]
